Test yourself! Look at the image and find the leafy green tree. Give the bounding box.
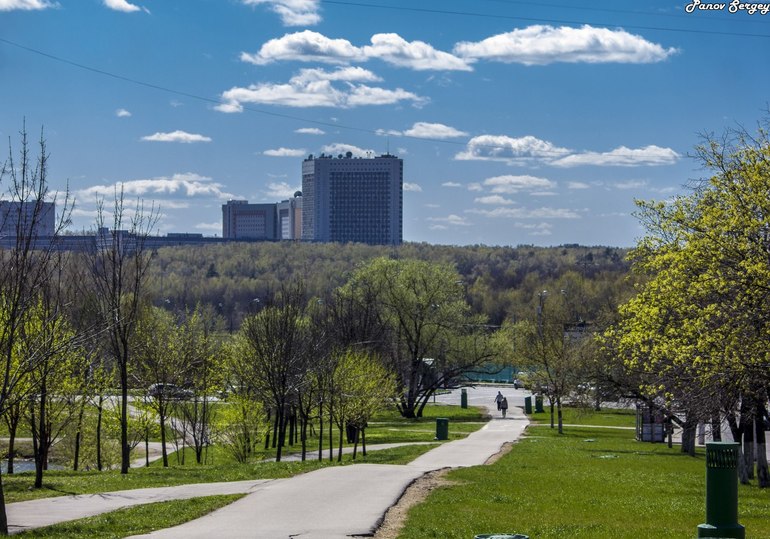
[0,125,73,534]
[133,305,181,467]
[231,283,315,461]
[329,349,396,460]
[339,257,496,418]
[605,121,770,483]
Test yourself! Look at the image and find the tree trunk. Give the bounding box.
[0,469,8,535]
[120,359,130,474]
[73,398,86,471]
[352,428,359,460]
[361,428,367,457]
[275,405,285,462]
[727,408,748,483]
[557,398,563,435]
[300,417,307,462]
[337,425,344,462]
[756,407,769,488]
[33,381,47,489]
[6,407,19,475]
[742,410,755,481]
[681,414,696,457]
[328,403,334,462]
[549,401,555,429]
[318,400,323,462]
[159,407,168,467]
[96,395,104,471]
[711,415,722,442]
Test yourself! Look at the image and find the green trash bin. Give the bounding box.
[535,395,544,413]
[524,396,532,414]
[474,534,529,539]
[436,417,449,440]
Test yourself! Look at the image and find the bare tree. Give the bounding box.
[87,191,157,474]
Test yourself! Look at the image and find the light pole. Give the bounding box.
[537,290,548,338]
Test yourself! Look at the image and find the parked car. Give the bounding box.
[147,383,193,400]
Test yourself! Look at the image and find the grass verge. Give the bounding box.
[15,494,244,538]
[397,423,770,539]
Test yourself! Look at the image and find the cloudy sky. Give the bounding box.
[1,0,768,246]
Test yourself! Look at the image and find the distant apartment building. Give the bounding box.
[0,200,55,238]
[301,153,403,245]
[222,200,277,240]
[277,193,302,240]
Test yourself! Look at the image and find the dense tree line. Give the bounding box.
[146,241,630,331]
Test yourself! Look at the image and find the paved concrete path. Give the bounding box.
[6,386,529,538]
[6,480,271,535]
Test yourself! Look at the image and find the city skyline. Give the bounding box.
[1,1,768,247]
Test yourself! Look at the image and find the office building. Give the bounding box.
[277,193,303,240]
[301,153,402,245]
[222,200,277,240]
[0,200,55,238]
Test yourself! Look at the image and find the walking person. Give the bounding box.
[494,391,504,411]
[500,396,508,418]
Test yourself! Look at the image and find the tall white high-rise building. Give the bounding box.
[301,153,402,245]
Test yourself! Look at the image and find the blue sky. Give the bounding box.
[1,0,768,247]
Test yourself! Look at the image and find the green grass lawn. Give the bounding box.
[15,494,244,538]
[529,405,637,428]
[397,419,770,539]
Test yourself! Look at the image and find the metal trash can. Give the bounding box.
[461,388,468,408]
[474,534,529,539]
[524,396,532,414]
[697,442,744,538]
[436,417,449,440]
[535,395,544,413]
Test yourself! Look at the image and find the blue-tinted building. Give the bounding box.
[301,153,403,245]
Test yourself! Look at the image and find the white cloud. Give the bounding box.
[454,25,677,65]
[263,147,306,157]
[194,222,222,232]
[567,181,590,189]
[141,130,212,143]
[515,222,554,236]
[483,174,556,193]
[242,31,365,65]
[241,0,320,26]
[264,181,300,199]
[456,134,679,168]
[442,182,462,188]
[614,180,648,190]
[76,173,233,201]
[321,143,373,158]
[426,214,471,226]
[551,145,680,167]
[475,195,514,205]
[115,108,132,118]
[242,30,472,71]
[403,182,422,192]
[402,122,468,139]
[467,207,580,219]
[362,33,473,71]
[467,183,483,192]
[455,135,570,163]
[295,127,325,135]
[217,67,426,110]
[103,0,148,13]
[0,0,56,10]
